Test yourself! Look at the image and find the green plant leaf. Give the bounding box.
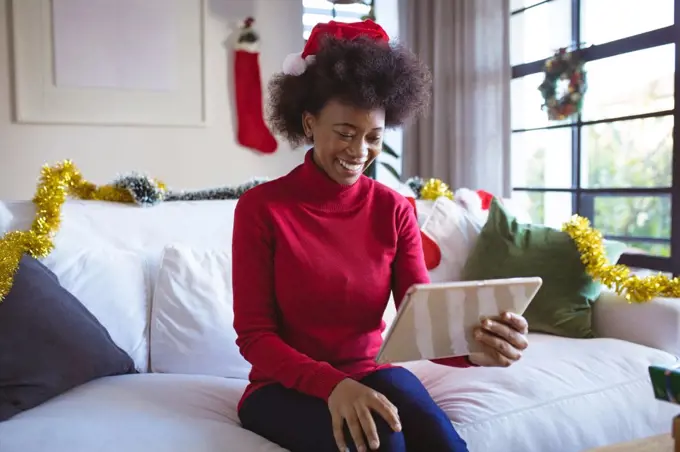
[382,143,399,159]
[363,161,377,179]
[380,162,402,182]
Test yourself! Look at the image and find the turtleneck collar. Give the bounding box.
[293,148,372,212]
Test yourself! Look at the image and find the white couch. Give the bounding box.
[0,198,679,452]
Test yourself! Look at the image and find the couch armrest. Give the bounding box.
[593,290,680,356]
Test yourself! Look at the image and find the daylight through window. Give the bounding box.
[510,0,679,274]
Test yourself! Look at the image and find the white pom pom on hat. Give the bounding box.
[282,53,316,76]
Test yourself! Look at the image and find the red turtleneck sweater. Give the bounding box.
[232,150,471,410]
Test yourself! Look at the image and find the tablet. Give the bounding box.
[376,277,543,364]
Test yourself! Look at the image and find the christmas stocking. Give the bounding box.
[234,18,277,154]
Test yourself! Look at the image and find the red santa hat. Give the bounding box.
[282,19,390,76]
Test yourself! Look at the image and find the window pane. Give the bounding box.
[581,44,675,121]
[511,191,574,228]
[303,0,370,39]
[512,73,575,130]
[510,0,571,66]
[617,239,670,257]
[590,195,671,254]
[581,0,674,46]
[581,115,673,189]
[512,129,573,188]
[511,0,546,12]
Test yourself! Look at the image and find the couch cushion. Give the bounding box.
[150,245,251,379]
[0,199,239,288]
[0,374,285,452]
[404,333,680,452]
[0,256,137,422]
[419,197,482,282]
[461,198,627,338]
[41,247,150,371]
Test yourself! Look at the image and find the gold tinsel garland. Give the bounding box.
[420,178,454,201]
[0,161,157,302]
[562,215,680,303]
[1,166,678,304]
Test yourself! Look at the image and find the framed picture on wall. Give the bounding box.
[10,0,208,127]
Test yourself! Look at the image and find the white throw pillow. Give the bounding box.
[150,245,251,380]
[41,247,150,372]
[414,200,436,226]
[420,197,483,283]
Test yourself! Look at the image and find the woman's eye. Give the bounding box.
[337,132,354,139]
[368,136,382,144]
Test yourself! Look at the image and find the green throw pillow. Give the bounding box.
[461,198,626,338]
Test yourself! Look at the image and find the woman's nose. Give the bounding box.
[348,140,369,159]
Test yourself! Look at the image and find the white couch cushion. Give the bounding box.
[404,333,680,452]
[420,197,482,282]
[0,199,240,372]
[150,245,251,380]
[0,199,239,286]
[0,374,284,452]
[39,247,150,372]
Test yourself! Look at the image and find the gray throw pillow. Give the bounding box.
[0,255,137,421]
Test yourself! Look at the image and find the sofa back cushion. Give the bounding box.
[0,255,137,421]
[419,197,484,282]
[0,200,238,277]
[150,244,251,379]
[41,247,150,371]
[0,199,239,373]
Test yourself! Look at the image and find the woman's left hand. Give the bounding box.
[468,312,529,368]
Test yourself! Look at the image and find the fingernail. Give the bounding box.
[483,319,492,328]
[504,312,512,320]
[394,422,402,431]
[475,330,482,339]
[371,440,379,449]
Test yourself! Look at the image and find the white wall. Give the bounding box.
[0,0,305,200]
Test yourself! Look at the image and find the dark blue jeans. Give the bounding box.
[238,367,469,452]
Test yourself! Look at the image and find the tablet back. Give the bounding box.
[376,277,542,364]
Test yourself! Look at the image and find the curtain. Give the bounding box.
[400,0,512,197]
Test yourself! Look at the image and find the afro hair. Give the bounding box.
[267,35,432,148]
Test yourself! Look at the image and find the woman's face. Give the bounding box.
[302,99,385,185]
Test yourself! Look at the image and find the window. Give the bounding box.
[302,0,372,40]
[510,0,679,274]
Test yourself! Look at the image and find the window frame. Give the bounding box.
[511,0,680,274]
[302,0,373,41]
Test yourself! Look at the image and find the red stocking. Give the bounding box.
[234,18,277,154]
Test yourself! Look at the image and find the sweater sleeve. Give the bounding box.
[392,200,475,369]
[232,193,348,400]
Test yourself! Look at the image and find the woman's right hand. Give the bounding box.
[327,378,401,452]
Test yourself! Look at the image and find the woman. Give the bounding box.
[232,20,529,452]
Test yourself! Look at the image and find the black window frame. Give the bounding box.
[511,0,680,275]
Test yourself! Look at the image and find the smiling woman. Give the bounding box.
[231,19,493,452]
[266,20,431,184]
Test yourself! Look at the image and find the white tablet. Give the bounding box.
[376,277,543,364]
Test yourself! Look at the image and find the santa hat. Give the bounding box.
[282,19,390,76]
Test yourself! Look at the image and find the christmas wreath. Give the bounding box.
[538,47,587,121]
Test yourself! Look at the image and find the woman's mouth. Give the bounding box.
[337,158,365,174]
